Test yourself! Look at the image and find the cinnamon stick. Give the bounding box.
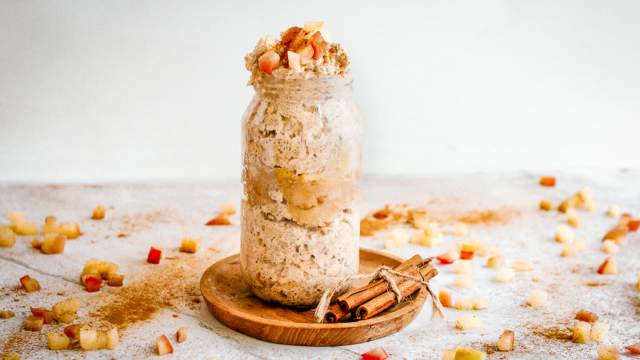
[336,254,423,312]
[356,266,438,320]
[324,303,350,323]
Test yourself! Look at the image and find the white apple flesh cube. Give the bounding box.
[258,50,280,75]
[59,223,81,239]
[590,322,609,342]
[439,288,453,308]
[453,347,486,360]
[176,326,188,343]
[52,298,81,323]
[92,205,106,220]
[572,321,592,344]
[453,260,472,274]
[0,225,16,247]
[497,330,515,351]
[180,238,200,254]
[14,221,39,236]
[287,51,301,72]
[80,326,99,350]
[597,345,620,360]
[157,334,174,355]
[455,314,481,331]
[555,224,574,243]
[526,290,548,307]
[106,327,119,349]
[496,268,515,283]
[47,332,70,350]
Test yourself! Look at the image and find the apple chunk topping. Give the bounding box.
[157,334,174,355]
[497,330,515,351]
[361,347,388,360]
[20,275,41,292]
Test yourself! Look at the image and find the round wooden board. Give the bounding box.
[200,248,428,346]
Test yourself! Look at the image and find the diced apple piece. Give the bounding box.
[157,334,174,355]
[52,298,81,324]
[591,322,609,342]
[219,202,236,216]
[438,288,453,308]
[486,254,504,268]
[258,50,280,75]
[603,226,627,244]
[567,209,581,228]
[106,327,119,349]
[0,225,16,247]
[436,250,458,265]
[6,211,25,224]
[83,274,102,292]
[539,199,553,211]
[555,224,575,244]
[597,345,620,360]
[20,275,41,292]
[411,225,443,248]
[47,332,70,350]
[629,219,640,232]
[526,290,548,307]
[41,234,66,255]
[106,273,124,287]
[205,214,231,226]
[0,310,15,318]
[572,321,592,343]
[472,298,488,310]
[297,45,314,65]
[454,347,486,360]
[539,176,556,187]
[361,347,388,360]
[575,310,599,323]
[459,243,476,260]
[626,342,640,355]
[454,275,473,288]
[180,237,200,254]
[442,349,456,360]
[79,326,98,350]
[91,205,106,220]
[497,330,515,351]
[511,259,533,272]
[496,268,515,283]
[31,307,54,324]
[455,314,481,331]
[58,223,81,239]
[24,315,44,331]
[454,297,474,311]
[606,205,620,218]
[96,330,109,349]
[31,238,43,249]
[13,221,39,236]
[597,257,618,275]
[147,246,162,264]
[43,215,58,235]
[453,260,472,274]
[303,21,324,34]
[601,240,619,254]
[64,324,82,340]
[287,51,301,72]
[176,326,188,343]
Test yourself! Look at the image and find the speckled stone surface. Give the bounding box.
[1,169,639,359]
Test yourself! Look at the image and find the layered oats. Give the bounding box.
[240,22,361,306]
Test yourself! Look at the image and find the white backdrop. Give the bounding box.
[1,0,639,182]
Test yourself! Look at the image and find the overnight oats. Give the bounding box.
[241,22,361,306]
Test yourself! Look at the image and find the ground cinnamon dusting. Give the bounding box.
[531,326,573,341]
[452,207,519,225]
[90,252,213,329]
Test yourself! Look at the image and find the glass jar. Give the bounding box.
[240,75,361,307]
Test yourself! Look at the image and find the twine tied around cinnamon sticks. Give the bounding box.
[313,255,444,323]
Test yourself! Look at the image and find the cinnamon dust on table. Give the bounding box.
[450,207,519,225]
[90,252,213,330]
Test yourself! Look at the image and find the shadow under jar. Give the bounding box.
[241,75,361,307]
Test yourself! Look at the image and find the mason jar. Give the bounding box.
[240,74,361,307]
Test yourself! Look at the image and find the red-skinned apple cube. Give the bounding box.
[20,275,41,292]
[147,247,162,264]
[361,347,388,360]
[31,307,54,324]
[84,275,102,292]
[258,51,280,75]
[64,324,82,340]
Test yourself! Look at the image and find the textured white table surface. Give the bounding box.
[1,169,639,359]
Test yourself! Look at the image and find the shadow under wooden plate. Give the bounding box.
[200,248,427,346]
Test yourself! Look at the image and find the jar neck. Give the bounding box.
[254,75,353,101]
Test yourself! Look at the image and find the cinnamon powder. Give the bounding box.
[91,251,212,329]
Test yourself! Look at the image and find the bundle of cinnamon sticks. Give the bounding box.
[324,254,438,323]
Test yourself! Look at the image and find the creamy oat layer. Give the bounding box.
[241,22,361,306]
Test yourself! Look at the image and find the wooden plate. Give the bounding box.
[200,248,427,346]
